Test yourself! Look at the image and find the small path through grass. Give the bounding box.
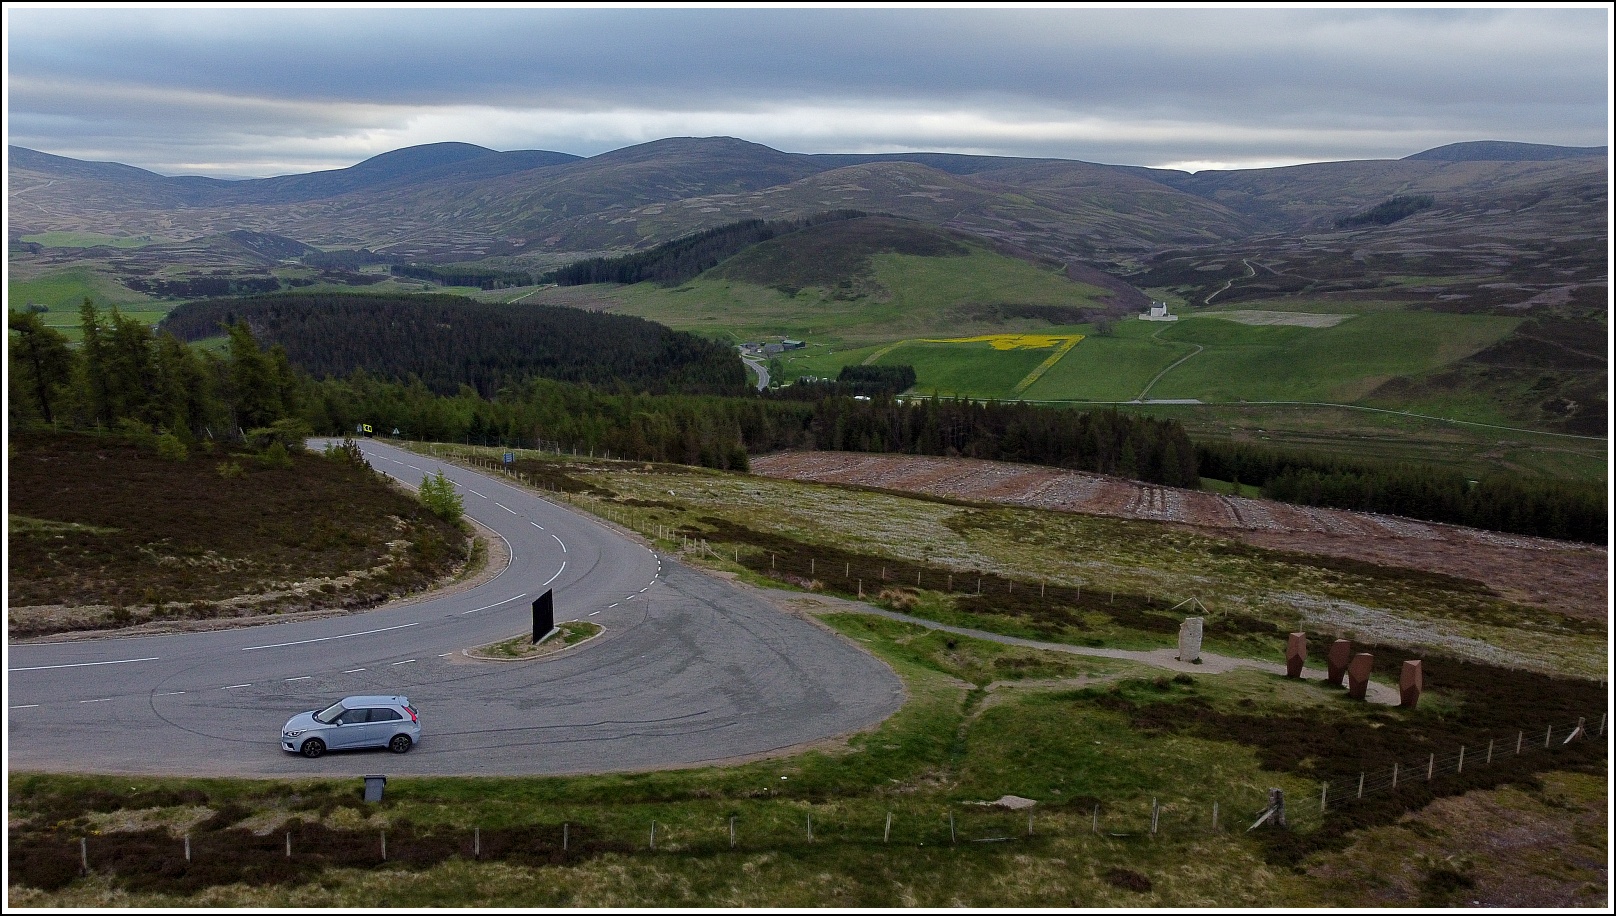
[762,585,1403,705]
[1133,325,1202,402]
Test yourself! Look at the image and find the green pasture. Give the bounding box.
[19,231,173,249]
[881,339,1057,398]
[530,245,1110,350]
[1144,311,1519,403]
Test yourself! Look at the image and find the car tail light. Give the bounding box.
[406,706,418,723]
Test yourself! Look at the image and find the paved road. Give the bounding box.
[7,440,902,776]
[739,351,770,390]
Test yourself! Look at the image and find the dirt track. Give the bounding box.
[749,452,1607,621]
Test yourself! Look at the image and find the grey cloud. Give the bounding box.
[6,7,1607,175]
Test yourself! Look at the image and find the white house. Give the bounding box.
[1140,301,1178,322]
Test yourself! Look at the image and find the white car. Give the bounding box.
[281,695,420,758]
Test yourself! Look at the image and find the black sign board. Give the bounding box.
[532,589,554,643]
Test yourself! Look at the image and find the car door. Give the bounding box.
[329,708,373,748]
[367,707,405,746]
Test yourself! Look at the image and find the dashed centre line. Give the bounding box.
[344,668,366,673]
[79,698,113,704]
[222,683,251,690]
[459,593,526,615]
[241,622,417,651]
[391,659,417,666]
[468,489,487,499]
[496,502,517,514]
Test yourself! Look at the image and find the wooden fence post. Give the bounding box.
[184,834,191,862]
[474,827,480,859]
[884,812,892,843]
[729,817,735,849]
[81,837,88,875]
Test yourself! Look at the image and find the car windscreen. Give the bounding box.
[314,702,346,724]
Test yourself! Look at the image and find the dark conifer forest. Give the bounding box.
[160,293,748,397]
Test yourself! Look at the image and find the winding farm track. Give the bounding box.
[6,440,902,776]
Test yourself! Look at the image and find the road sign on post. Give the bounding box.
[532,590,555,644]
[504,452,514,464]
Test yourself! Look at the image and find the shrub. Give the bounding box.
[259,442,293,469]
[419,470,464,525]
[216,460,245,479]
[154,433,188,462]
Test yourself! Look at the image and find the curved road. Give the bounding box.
[7,440,902,776]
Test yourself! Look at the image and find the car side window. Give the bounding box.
[373,708,402,722]
[338,709,370,725]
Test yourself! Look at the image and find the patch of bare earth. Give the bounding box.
[748,452,1606,620]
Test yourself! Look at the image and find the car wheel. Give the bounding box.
[301,738,326,759]
[389,734,413,754]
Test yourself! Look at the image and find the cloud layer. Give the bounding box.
[6,7,1609,176]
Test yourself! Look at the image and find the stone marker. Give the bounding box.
[1399,660,1423,708]
[1285,632,1307,678]
[1326,639,1352,686]
[1347,652,1374,700]
[1177,617,1204,663]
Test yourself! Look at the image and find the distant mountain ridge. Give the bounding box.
[1404,140,1608,162]
[9,137,1606,281]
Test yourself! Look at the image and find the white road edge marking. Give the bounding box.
[390,659,417,666]
[79,698,114,704]
[552,534,567,552]
[588,611,600,616]
[9,656,159,672]
[469,489,487,498]
[155,691,185,697]
[241,622,417,651]
[222,683,251,690]
[496,502,517,514]
[460,593,527,616]
[531,522,544,530]
[284,676,312,682]
[11,704,40,709]
[344,668,366,673]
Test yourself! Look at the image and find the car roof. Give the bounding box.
[340,695,410,706]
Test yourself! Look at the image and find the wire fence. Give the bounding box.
[37,707,1603,891]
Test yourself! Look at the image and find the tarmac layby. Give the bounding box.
[6,440,902,776]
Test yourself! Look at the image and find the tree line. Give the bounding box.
[540,211,870,288]
[9,302,300,442]
[159,293,749,398]
[1335,194,1435,229]
[1196,440,1603,544]
[389,264,534,289]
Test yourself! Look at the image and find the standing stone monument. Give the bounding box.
[1326,639,1352,686]
[1399,660,1423,708]
[1285,632,1307,678]
[1346,652,1374,700]
[1177,617,1204,664]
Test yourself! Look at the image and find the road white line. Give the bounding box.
[588,611,600,616]
[344,668,366,673]
[469,489,487,498]
[608,603,619,608]
[460,593,528,615]
[391,659,417,666]
[407,465,422,470]
[9,656,159,672]
[438,652,453,657]
[241,622,418,651]
[11,704,40,709]
[541,560,567,588]
[552,534,567,552]
[284,676,312,682]
[79,698,113,704]
[530,522,544,530]
[222,683,251,690]
[155,691,185,697]
[496,502,517,514]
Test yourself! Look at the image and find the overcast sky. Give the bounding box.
[5,5,1610,177]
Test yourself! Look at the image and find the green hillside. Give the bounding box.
[529,219,1113,350]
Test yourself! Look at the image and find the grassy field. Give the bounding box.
[20,231,175,249]
[7,267,167,337]
[525,244,1111,352]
